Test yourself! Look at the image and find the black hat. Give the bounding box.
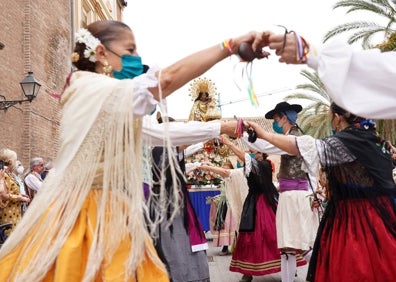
[265,102,302,119]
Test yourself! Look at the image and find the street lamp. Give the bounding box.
[0,71,41,111]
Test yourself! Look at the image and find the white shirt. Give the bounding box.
[241,132,286,155]
[142,117,221,146]
[141,117,222,183]
[24,171,43,192]
[308,41,396,119]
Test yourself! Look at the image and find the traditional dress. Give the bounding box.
[189,99,210,121]
[139,118,226,282]
[243,127,319,252]
[228,154,284,276]
[297,126,396,281]
[209,186,237,249]
[0,70,172,281]
[241,131,312,281]
[150,146,209,282]
[188,99,221,122]
[275,127,319,251]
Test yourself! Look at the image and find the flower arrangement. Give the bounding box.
[185,139,228,186]
[74,28,101,62]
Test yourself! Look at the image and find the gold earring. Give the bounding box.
[71,52,80,63]
[103,61,112,76]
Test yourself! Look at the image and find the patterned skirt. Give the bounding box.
[230,194,283,276]
[209,195,237,247]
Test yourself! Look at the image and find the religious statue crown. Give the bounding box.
[188,77,217,101]
[188,77,222,121]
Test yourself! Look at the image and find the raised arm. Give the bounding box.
[151,31,269,99]
[245,121,300,156]
[198,164,230,178]
[220,134,246,163]
[268,31,396,119]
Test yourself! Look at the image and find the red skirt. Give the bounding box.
[312,197,396,281]
[229,194,306,276]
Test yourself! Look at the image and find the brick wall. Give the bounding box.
[0,0,71,167]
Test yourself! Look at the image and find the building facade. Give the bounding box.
[0,0,126,167]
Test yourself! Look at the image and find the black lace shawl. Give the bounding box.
[239,157,279,232]
[247,158,279,212]
[307,126,396,281]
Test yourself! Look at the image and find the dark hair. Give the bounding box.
[262,152,268,159]
[195,91,209,102]
[330,102,366,125]
[72,20,131,72]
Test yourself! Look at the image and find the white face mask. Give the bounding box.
[16,166,24,175]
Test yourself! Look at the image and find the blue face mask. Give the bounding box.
[273,121,283,134]
[113,54,144,80]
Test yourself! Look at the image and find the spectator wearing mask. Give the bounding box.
[13,160,29,214]
[0,149,31,236]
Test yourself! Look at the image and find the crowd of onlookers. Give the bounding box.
[0,148,52,244]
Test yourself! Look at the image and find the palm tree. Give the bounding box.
[286,68,396,143]
[323,0,396,49]
[284,70,332,139]
[323,0,396,143]
[375,29,396,50]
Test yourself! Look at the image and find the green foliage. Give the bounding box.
[319,0,396,142]
[286,69,396,143]
[324,0,396,48]
[284,70,332,139]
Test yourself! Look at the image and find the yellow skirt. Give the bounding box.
[0,190,169,282]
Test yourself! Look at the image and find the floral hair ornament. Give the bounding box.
[359,119,376,130]
[75,28,101,62]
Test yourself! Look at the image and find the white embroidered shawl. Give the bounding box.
[0,71,179,281]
